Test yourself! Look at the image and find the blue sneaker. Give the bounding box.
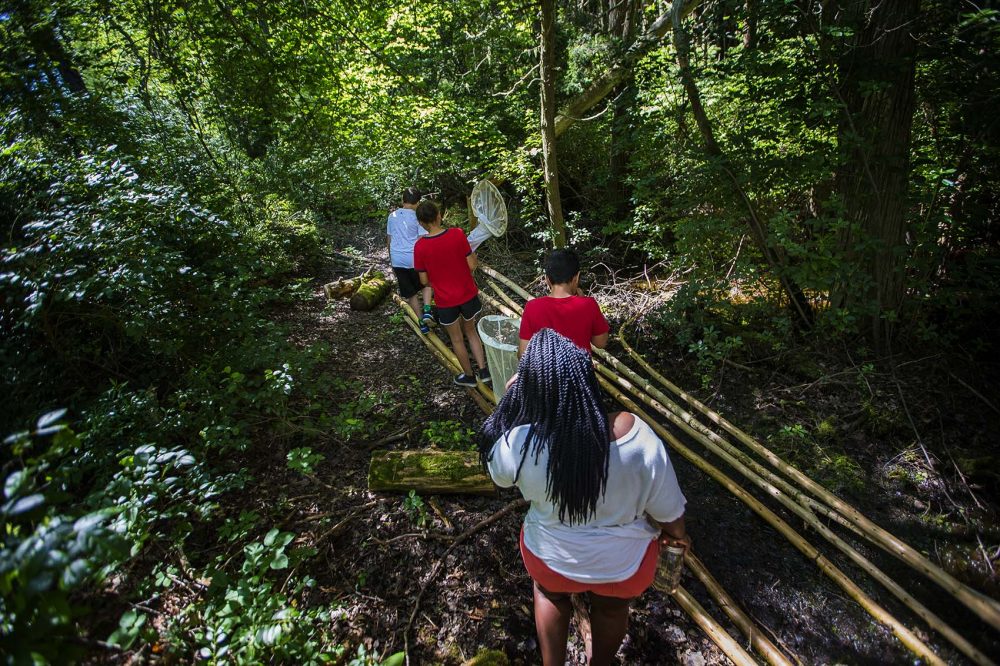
[419,321,430,334]
[453,373,477,387]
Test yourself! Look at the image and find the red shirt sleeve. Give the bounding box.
[591,299,610,336]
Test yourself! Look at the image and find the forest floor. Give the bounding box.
[161,220,999,665]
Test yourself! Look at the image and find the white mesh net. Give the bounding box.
[468,180,508,251]
[477,315,520,401]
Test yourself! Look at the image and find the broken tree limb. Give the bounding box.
[350,271,390,310]
[553,0,702,137]
[618,326,1000,638]
[402,499,529,664]
[368,449,496,496]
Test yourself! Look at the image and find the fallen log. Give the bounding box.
[324,269,372,300]
[368,449,496,496]
[350,271,390,310]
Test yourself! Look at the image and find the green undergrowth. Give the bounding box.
[0,135,378,662]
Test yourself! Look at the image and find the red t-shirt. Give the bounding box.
[519,295,609,353]
[413,228,478,308]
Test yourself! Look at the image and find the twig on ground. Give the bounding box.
[948,371,1000,416]
[401,498,529,665]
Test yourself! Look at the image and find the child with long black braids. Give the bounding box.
[480,328,688,665]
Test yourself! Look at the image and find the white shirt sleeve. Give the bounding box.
[643,439,687,523]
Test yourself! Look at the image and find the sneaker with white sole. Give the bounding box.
[454,372,477,387]
[477,367,492,386]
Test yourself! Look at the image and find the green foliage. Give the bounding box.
[0,413,128,663]
[287,447,325,475]
[165,529,334,664]
[402,490,428,529]
[422,419,475,450]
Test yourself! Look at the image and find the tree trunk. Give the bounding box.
[743,0,757,50]
[834,0,919,346]
[367,449,496,495]
[540,0,567,247]
[671,3,813,328]
[554,0,702,138]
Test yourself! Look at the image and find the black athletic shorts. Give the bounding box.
[437,294,483,326]
[393,267,422,299]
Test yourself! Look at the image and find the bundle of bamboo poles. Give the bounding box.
[474,262,999,666]
[391,291,786,666]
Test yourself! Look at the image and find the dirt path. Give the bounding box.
[270,220,996,665]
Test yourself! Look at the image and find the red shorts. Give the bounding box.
[519,527,660,599]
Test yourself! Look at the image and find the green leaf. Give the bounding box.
[381,651,406,666]
[269,553,289,570]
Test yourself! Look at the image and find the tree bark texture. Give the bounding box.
[540,0,567,248]
[834,0,919,346]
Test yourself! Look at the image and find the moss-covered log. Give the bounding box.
[349,271,389,310]
[323,272,369,300]
[368,449,496,495]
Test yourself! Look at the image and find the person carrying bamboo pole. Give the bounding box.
[479,329,689,666]
[387,187,434,333]
[414,200,492,387]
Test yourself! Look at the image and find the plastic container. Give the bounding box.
[477,315,520,401]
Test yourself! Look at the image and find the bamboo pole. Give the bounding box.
[596,374,945,666]
[686,553,793,666]
[673,585,759,666]
[482,266,994,659]
[394,295,497,406]
[399,307,494,415]
[479,263,535,302]
[485,279,523,314]
[596,362,990,665]
[618,328,1000,634]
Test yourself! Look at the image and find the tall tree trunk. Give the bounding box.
[834,0,919,347]
[607,0,642,221]
[743,0,757,49]
[540,0,567,247]
[672,1,813,328]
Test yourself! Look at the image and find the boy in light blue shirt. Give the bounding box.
[386,188,433,332]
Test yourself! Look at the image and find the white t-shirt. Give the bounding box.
[386,208,426,269]
[487,416,686,583]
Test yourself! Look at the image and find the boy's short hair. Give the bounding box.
[416,200,439,225]
[402,187,421,205]
[545,249,580,285]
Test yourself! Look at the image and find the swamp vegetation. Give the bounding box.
[1,0,999,663]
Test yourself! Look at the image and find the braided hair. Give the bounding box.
[479,328,610,525]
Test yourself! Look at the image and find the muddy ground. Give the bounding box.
[214,220,998,665]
